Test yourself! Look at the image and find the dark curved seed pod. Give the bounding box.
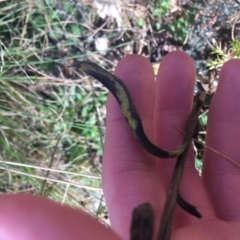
[71,60,186,159]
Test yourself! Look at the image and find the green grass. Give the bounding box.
[0,0,108,221]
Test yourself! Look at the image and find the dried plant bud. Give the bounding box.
[130,202,155,240]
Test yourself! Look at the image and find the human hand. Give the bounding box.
[0,52,240,240]
[102,51,240,240]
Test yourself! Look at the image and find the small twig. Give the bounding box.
[158,91,206,240]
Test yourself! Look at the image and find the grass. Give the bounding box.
[0,0,109,222]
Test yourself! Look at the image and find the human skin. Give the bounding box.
[0,51,240,240]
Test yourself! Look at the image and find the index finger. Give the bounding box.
[102,54,165,239]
